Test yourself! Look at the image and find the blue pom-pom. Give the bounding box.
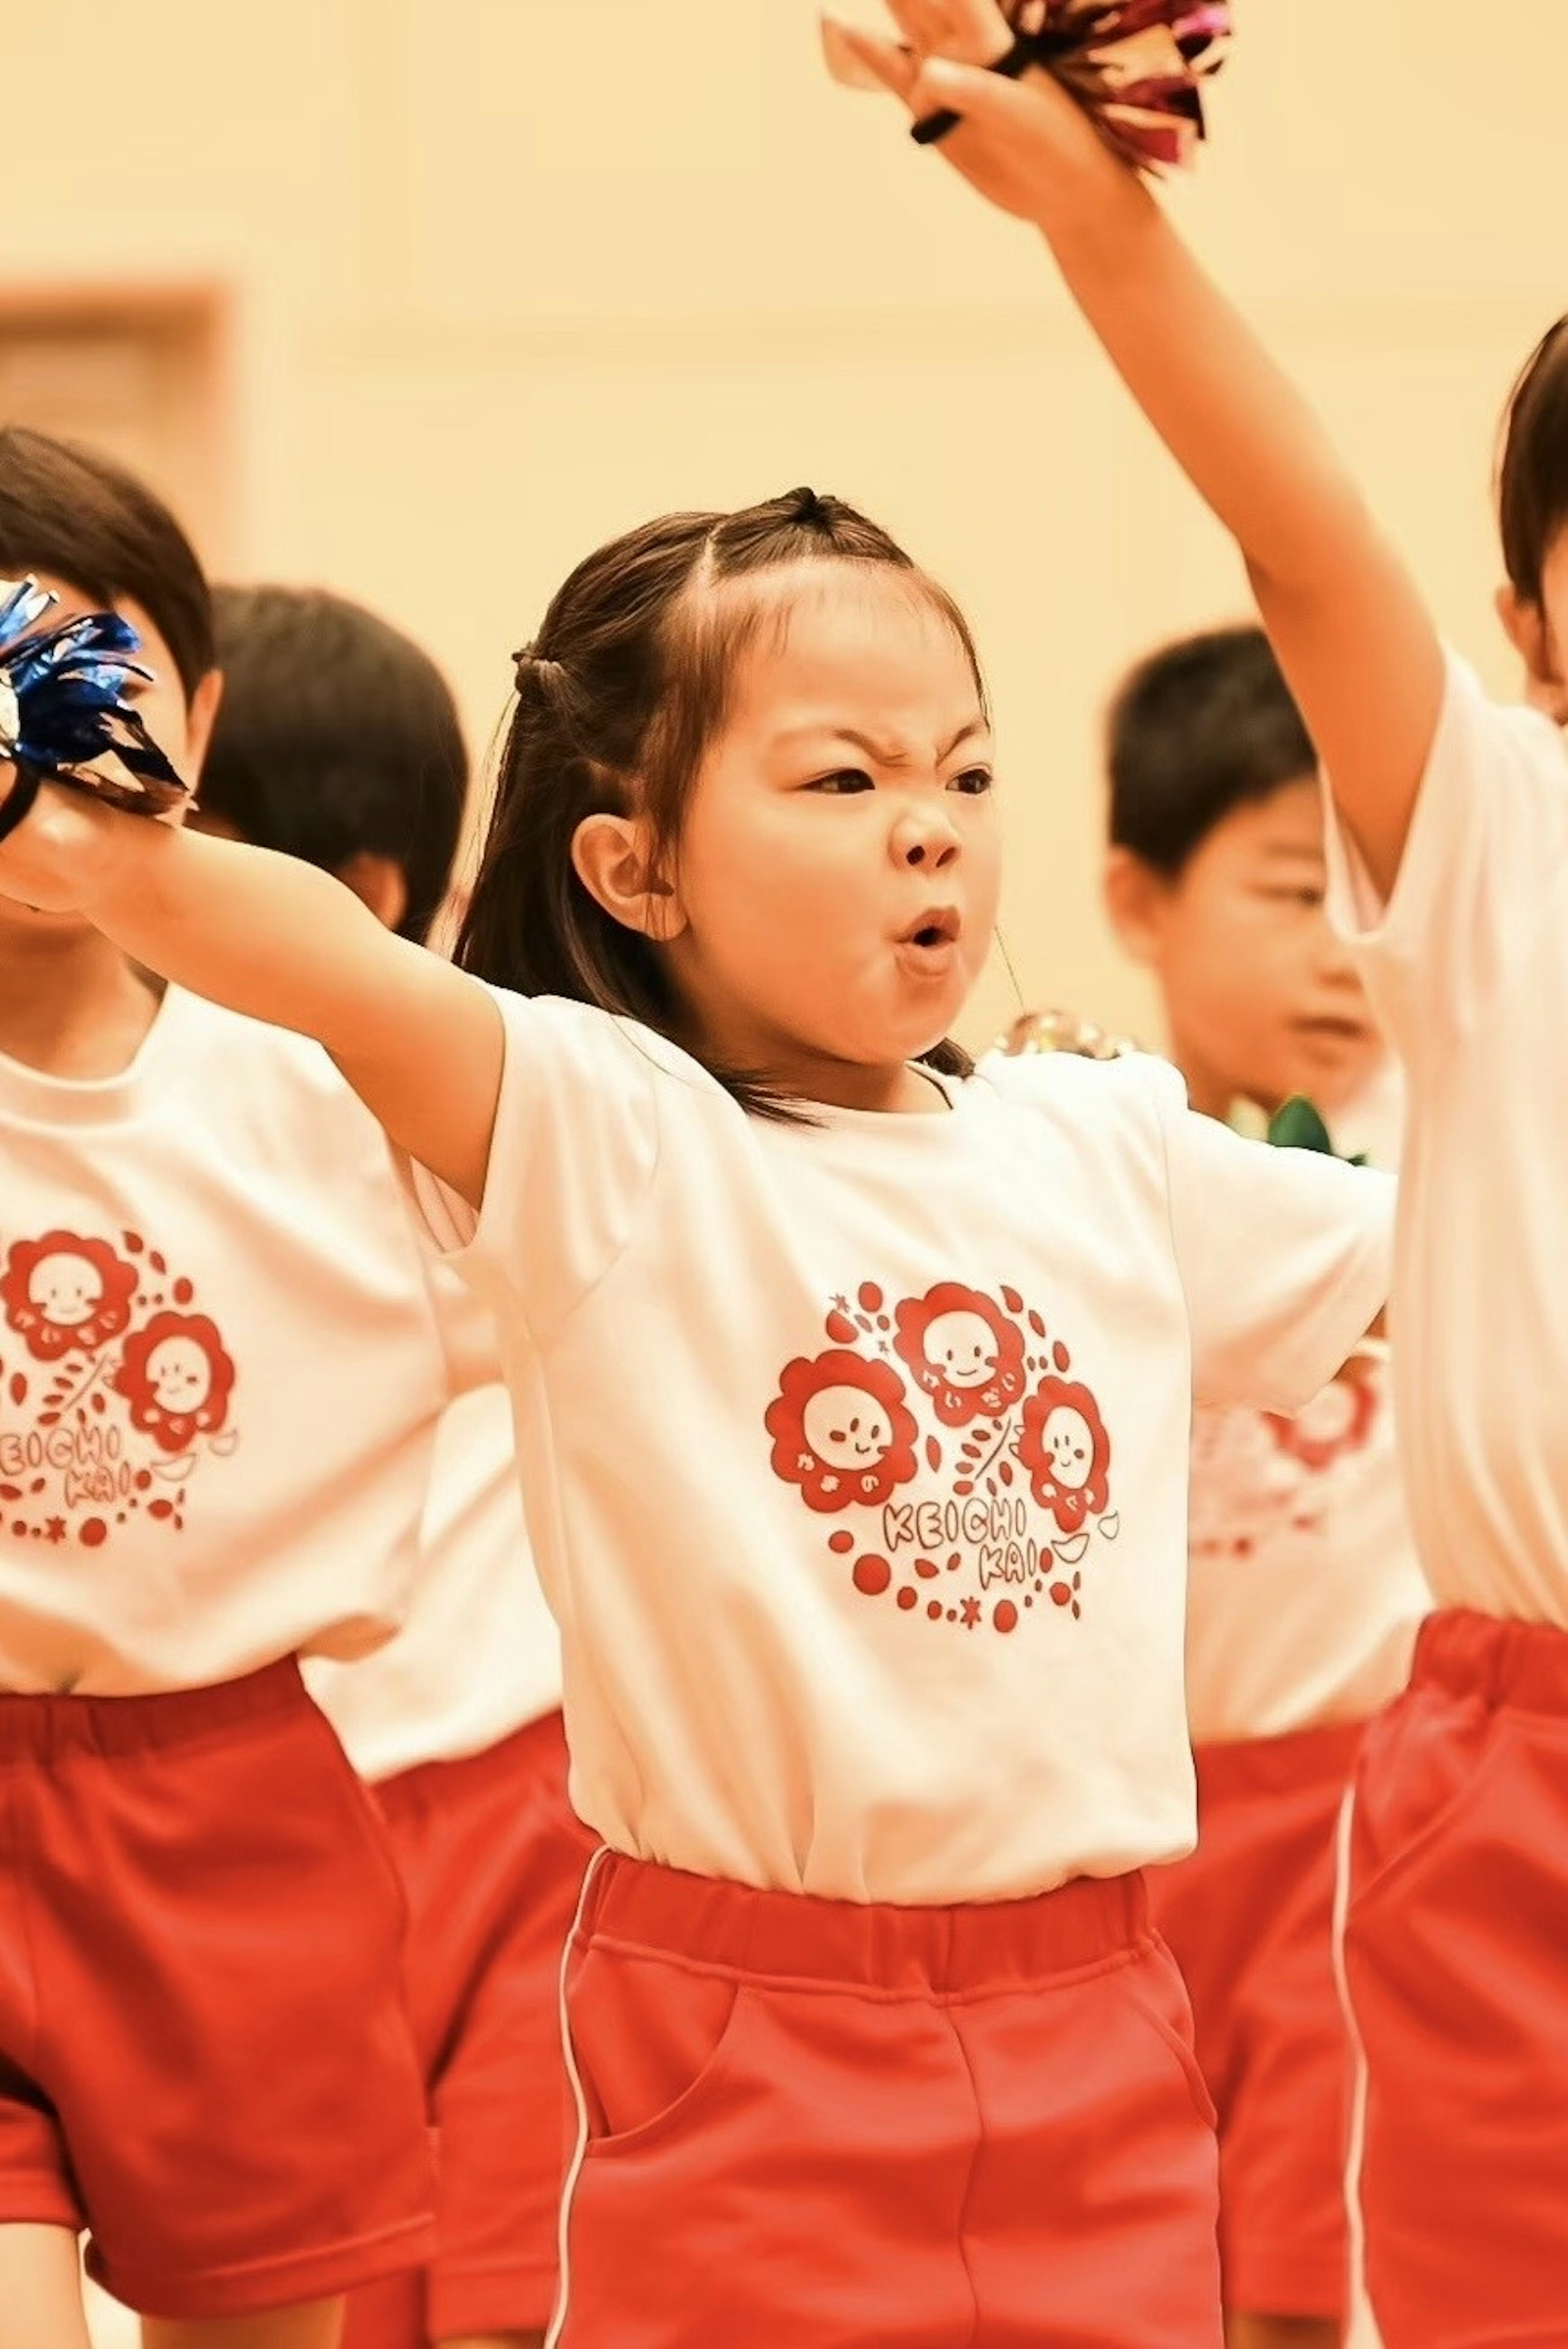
[0,576,187,815]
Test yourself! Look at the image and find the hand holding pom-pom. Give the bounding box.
[0,576,187,836]
[824,0,1229,186]
[0,770,124,918]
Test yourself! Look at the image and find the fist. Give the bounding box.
[825,1,1118,228]
[0,767,120,915]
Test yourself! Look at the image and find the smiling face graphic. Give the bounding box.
[802,1384,896,1472]
[1042,1404,1095,1491]
[27,1250,104,1329]
[921,1308,998,1390]
[144,1334,213,1414]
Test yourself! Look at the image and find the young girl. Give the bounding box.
[0,487,1389,2347]
[829,7,1568,2342]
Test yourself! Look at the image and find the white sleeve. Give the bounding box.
[1156,1080,1394,1414]
[1322,651,1568,1065]
[424,1262,503,1398]
[407,989,661,1340]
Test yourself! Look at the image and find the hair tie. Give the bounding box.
[512,641,566,686]
[784,486,835,531]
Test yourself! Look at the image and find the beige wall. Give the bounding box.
[4,1,1561,1047]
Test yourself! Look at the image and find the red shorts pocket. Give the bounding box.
[568,1943,747,2159]
[1346,1688,1509,1923]
[1115,1942,1220,2133]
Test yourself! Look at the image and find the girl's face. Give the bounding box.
[657,571,1000,1112]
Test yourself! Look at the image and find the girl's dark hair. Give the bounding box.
[1497,315,1568,606]
[0,425,214,699]
[457,487,981,1117]
[204,585,468,946]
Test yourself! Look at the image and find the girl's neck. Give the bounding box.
[669,999,951,1115]
[0,922,165,1079]
[765,1051,949,1117]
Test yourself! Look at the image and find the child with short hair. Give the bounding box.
[0,428,461,2349]
[844,11,1568,2338]
[198,586,468,944]
[1103,623,1426,2348]
[1,482,1389,2346]
[199,581,595,2349]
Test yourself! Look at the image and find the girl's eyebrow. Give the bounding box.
[1255,841,1327,869]
[769,717,989,763]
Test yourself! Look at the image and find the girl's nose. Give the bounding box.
[892,807,961,868]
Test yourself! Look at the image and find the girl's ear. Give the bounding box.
[184,668,225,781]
[571,810,686,941]
[334,851,409,934]
[1102,845,1170,967]
[1496,583,1568,720]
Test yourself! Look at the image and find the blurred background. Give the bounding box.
[2,0,1561,1045]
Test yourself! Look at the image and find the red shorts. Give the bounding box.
[1149,1719,1364,2321]
[1342,1608,1568,2347]
[550,1852,1223,2348]
[0,1659,433,2320]
[340,1710,597,2346]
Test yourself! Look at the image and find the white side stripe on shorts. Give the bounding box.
[544,1842,614,2349]
[1331,1783,1385,2349]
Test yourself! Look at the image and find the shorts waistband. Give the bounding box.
[1412,1608,1568,1713]
[0,1656,306,1761]
[577,1852,1152,1997]
[1192,1715,1368,1799]
[372,1704,566,1810]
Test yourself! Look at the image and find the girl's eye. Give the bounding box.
[950,767,994,796]
[808,769,875,794]
[1260,884,1324,908]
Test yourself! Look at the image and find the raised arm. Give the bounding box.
[839,3,1446,899]
[0,773,501,1206]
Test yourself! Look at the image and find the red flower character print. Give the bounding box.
[892,1283,1027,1429]
[765,1349,920,1514]
[115,1311,236,1454]
[1266,1356,1379,1473]
[0,1231,139,1362]
[1018,1376,1112,1533]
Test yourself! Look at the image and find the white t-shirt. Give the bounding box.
[0,985,468,1694]
[1184,1062,1429,1742]
[307,1347,564,1783]
[1325,654,1568,1627]
[412,991,1391,1905]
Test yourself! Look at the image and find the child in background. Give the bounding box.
[0,428,454,2349]
[1102,625,1426,2348]
[846,12,1568,2340]
[2,478,1389,2347]
[198,583,595,2349]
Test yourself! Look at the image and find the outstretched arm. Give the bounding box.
[0,773,501,1206]
[839,3,1446,899]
